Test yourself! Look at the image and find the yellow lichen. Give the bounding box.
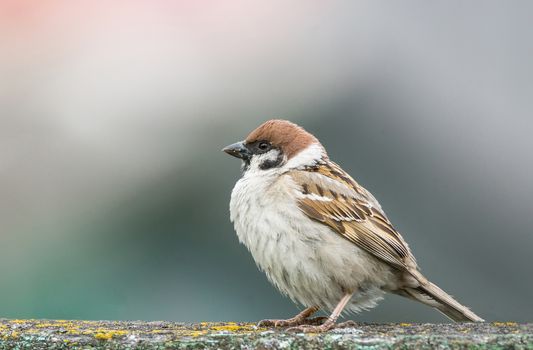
[9,331,19,339]
[210,323,255,332]
[94,332,113,340]
[35,323,58,328]
[9,320,28,324]
[190,330,208,337]
[493,322,517,327]
[94,330,128,340]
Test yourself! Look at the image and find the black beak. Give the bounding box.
[222,141,251,160]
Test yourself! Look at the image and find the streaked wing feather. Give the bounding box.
[290,162,415,270]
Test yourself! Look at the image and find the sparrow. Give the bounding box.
[223,119,483,332]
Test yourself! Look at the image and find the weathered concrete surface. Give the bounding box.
[0,319,531,349]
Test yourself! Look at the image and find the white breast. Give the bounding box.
[229,169,396,313]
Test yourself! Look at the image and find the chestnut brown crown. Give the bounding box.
[245,119,321,159]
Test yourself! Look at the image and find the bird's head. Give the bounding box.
[222,119,326,173]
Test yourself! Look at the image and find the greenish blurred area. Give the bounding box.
[0,1,531,323]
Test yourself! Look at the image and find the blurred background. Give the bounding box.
[0,0,531,323]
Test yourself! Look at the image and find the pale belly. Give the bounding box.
[230,174,397,313]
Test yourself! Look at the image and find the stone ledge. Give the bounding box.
[0,319,531,349]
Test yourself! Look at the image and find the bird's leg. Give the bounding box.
[287,293,353,333]
[257,306,319,328]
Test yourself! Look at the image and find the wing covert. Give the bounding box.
[289,163,415,270]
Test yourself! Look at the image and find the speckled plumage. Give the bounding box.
[230,149,394,313]
[226,120,483,326]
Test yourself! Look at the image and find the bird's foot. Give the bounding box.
[286,320,357,333]
[257,306,321,328]
[258,315,327,328]
[258,316,309,328]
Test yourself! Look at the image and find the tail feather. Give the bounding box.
[399,272,484,322]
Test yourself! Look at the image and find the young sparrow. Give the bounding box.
[223,119,483,332]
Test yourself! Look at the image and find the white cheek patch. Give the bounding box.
[246,149,285,173]
[259,149,281,163]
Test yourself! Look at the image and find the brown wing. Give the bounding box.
[289,162,416,270]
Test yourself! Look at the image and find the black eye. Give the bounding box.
[258,142,270,151]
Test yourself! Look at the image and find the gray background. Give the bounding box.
[0,1,531,322]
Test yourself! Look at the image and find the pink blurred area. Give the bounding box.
[0,0,327,61]
[0,0,352,237]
